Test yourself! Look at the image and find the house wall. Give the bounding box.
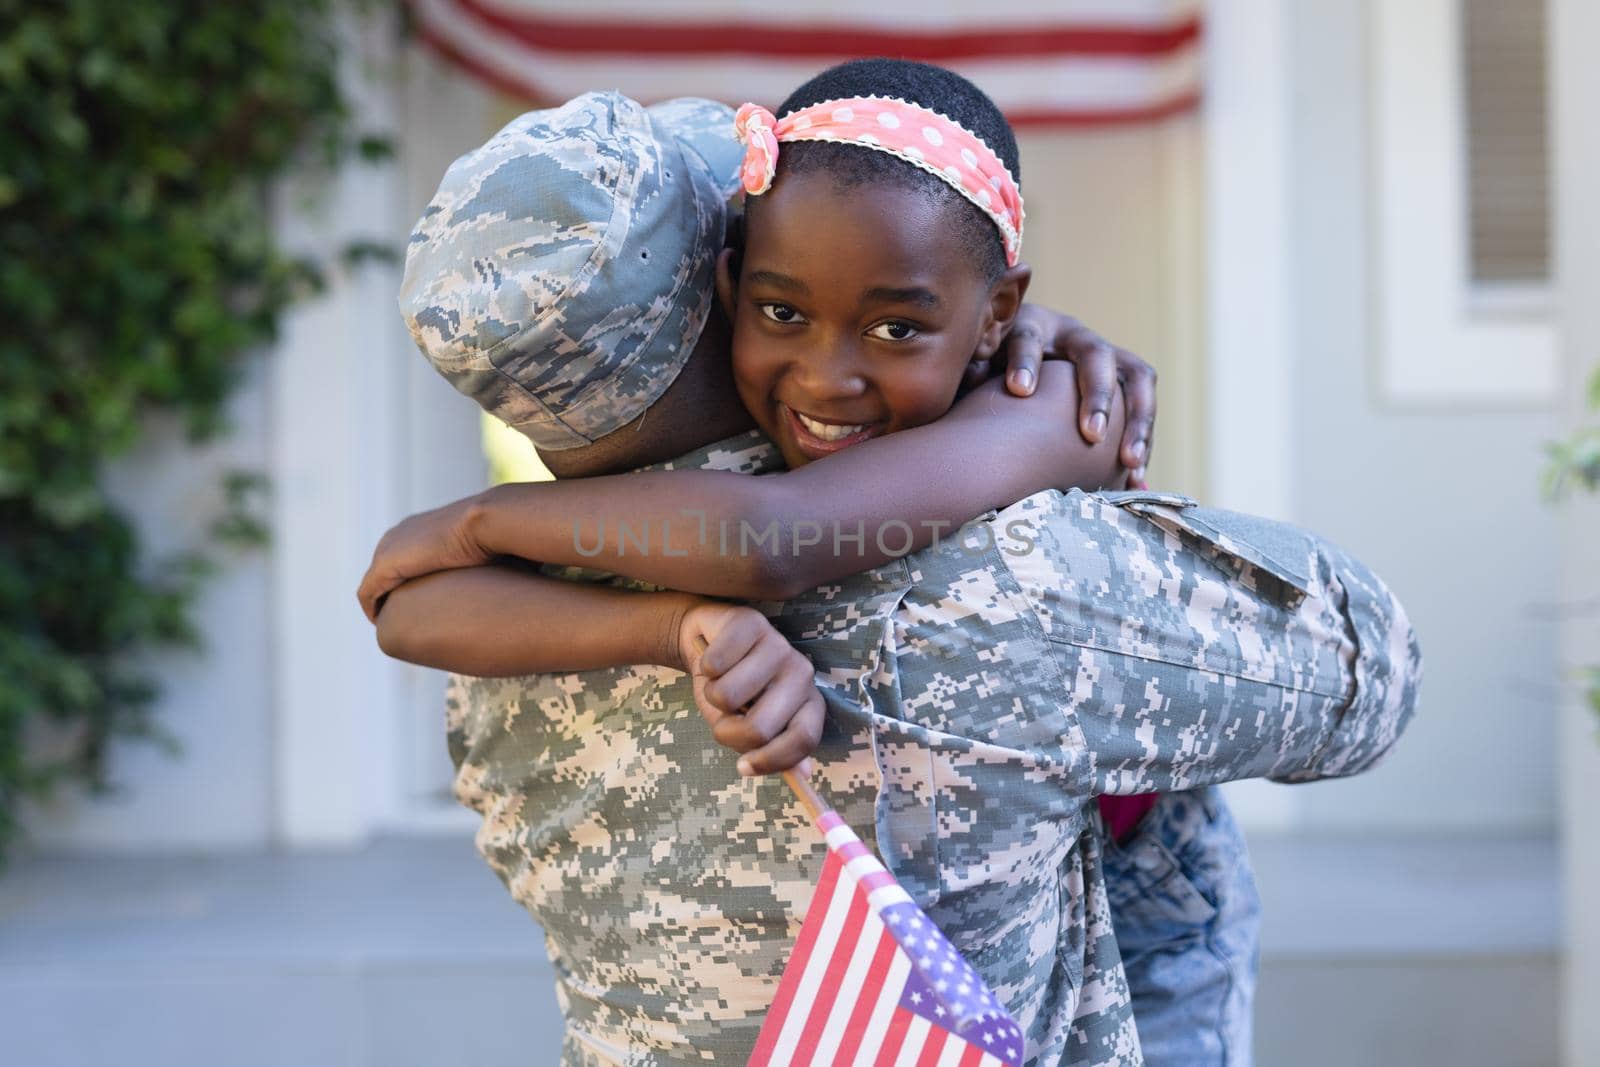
[1282,0,1559,834]
[1017,118,1207,497]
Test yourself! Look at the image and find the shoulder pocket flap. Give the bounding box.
[1116,501,1317,602]
[1096,488,1200,509]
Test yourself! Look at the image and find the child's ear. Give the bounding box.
[715,246,741,322]
[973,263,1032,360]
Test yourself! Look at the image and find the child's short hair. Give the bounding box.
[769,58,1021,283]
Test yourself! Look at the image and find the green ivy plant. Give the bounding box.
[0,0,387,859]
[1544,364,1600,727]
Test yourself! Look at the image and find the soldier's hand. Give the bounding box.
[677,603,823,776]
[970,304,1157,482]
[357,496,493,622]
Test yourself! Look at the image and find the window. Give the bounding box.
[1371,0,1556,404]
[1462,0,1551,309]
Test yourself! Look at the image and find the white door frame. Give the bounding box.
[1552,0,1600,1059]
[1202,0,1298,831]
[1202,0,1293,523]
[270,32,493,846]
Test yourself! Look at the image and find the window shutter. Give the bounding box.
[1462,0,1551,286]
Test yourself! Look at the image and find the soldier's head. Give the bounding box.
[400,92,754,478]
[716,59,1031,470]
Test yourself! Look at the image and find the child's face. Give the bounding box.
[718,168,1024,470]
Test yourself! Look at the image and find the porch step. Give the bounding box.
[1248,834,1560,1067]
[0,834,1558,1066]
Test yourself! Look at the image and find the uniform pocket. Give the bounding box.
[1099,490,1316,605]
[867,713,1086,911]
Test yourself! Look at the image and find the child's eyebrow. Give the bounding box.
[745,269,810,295]
[862,286,942,311]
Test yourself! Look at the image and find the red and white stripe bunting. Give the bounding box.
[407,0,1202,127]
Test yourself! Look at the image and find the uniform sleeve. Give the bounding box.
[1267,535,1424,781]
[994,490,1423,795]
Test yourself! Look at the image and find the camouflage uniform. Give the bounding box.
[446,432,1423,1067]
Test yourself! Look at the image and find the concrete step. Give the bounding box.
[1249,833,1560,1066]
[0,834,1559,1066]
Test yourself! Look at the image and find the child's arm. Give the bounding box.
[376,565,823,774]
[359,361,1122,611]
[373,564,696,675]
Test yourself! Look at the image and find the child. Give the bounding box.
[370,62,1418,1066]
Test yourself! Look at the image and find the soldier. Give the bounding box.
[362,78,1421,1067]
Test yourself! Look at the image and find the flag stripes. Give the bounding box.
[749,809,1023,1067]
[406,0,1203,128]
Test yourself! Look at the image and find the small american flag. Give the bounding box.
[749,806,1025,1067]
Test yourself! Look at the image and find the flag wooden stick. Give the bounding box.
[782,767,826,821]
[692,635,827,820]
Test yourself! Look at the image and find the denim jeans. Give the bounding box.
[1102,787,1261,1067]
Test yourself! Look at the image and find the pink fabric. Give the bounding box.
[733,96,1025,266]
[1099,794,1159,843]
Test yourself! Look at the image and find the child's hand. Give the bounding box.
[973,304,1157,482]
[357,497,492,622]
[676,602,824,777]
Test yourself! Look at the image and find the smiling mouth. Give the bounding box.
[794,410,872,440]
[782,405,885,457]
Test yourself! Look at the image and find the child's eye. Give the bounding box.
[868,321,919,342]
[759,303,804,325]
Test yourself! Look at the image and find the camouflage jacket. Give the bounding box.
[446,431,1422,1067]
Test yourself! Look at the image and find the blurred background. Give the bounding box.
[2,1,1596,1064]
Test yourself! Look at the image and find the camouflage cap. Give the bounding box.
[400,92,743,450]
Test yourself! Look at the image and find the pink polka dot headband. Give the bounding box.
[734,96,1025,267]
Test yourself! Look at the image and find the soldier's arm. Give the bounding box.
[1262,538,1424,782]
[359,362,1125,618]
[1011,495,1423,794]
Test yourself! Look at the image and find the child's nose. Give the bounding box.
[793,341,868,401]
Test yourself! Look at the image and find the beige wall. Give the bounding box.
[1017,120,1207,495]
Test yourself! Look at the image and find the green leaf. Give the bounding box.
[339,238,401,270]
[356,134,396,163]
